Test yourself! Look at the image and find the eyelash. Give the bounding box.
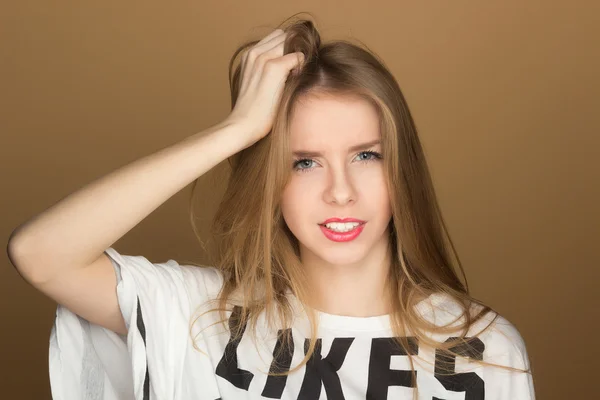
[292,150,383,173]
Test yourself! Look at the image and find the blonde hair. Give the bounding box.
[188,12,531,399]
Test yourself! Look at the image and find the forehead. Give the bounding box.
[288,94,380,148]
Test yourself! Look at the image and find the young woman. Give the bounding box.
[8,15,535,400]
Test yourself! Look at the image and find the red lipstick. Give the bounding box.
[319,218,366,242]
[319,217,366,225]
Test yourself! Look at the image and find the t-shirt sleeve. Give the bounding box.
[480,315,537,399]
[48,247,223,400]
[104,247,224,399]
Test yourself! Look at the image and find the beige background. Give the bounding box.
[2,1,599,399]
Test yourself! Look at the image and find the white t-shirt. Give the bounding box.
[49,247,536,399]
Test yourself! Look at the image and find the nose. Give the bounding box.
[323,166,356,206]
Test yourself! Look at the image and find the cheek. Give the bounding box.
[282,176,314,204]
[280,180,306,225]
[281,177,322,237]
[368,178,392,223]
[364,171,390,200]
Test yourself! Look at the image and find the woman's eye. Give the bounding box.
[356,150,382,162]
[292,151,382,173]
[293,159,316,172]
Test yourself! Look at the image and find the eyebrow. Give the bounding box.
[292,139,381,158]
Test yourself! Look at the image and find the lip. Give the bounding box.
[320,224,365,242]
[319,217,366,225]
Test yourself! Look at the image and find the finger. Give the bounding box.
[254,34,287,66]
[247,33,286,65]
[242,30,284,68]
[240,32,286,92]
[262,52,305,109]
[256,28,284,45]
[260,51,304,94]
[244,38,287,91]
[280,51,305,75]
[267,51,304,71]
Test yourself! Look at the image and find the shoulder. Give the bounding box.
[476,312,531,369]
[419,292,531,368]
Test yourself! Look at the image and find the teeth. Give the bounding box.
[324,222,361,232]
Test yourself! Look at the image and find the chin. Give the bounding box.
[302,240,371,266]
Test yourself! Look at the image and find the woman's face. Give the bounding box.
[280,94,392,267]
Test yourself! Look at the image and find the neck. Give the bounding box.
[300,240,393,317]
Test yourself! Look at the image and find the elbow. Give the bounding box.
[7,227,24,269]
[6,229,41,285]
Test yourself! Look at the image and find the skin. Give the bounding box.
[280,93,394,317]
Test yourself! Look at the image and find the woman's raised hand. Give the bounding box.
[224,29,304,148]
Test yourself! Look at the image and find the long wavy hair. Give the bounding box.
[188,12,531,398]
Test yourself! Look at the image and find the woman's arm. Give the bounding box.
[7,120,248,334]
[7,28,302,335]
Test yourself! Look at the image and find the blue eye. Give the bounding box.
[293,159,315,171]
[292,150,382,173]
[356,150,382,162]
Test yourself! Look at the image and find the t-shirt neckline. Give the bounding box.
[289,292,448,332]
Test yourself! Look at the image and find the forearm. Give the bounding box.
[8,120,246,283]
